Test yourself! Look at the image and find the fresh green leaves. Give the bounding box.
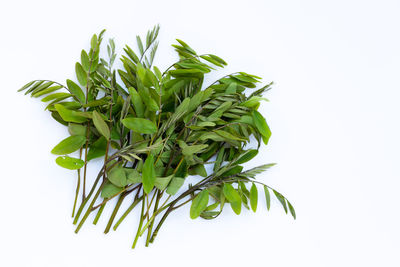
[92,110,110,139]
[252,110,271,145]
[51,135,86,155]
[55,156,84,170]
[122,118,157,134]
[250,183,258,212]
[223,183,242,215]
[142,154,156,194]
[18,26,294,249]
[190,190,209,219]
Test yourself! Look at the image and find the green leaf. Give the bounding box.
[128,87,144,118]
[108,165,127,187]
[75,63,87,86]
[125,168,142,184]
[68,123,86,136]
[101,182,122,199]
[288,201,296,219]
[142,154,156,194]
[18,81,35,92]
[41,93,71,102]
[90,34,98,50]
[235,149,258,164]
[252,110,271,145]
[51,135,86,155]
[92,110,110,139]
[87,136,107,161]
[250,183,258,212]
[32,85,63,98]
[223,183,242,215]
[214,130,246,142]
[81,50,90,72]
[263,185,271,210]
[188,164,207,177]
[179,141,208,156]
[190,190,209,219]
[273,190,287,214]
[55,104,87,123]
[166,177,185,195]
[55,156,84,170]
[154,175,174,190]
[66,79,85,104]
[122,118,157,134]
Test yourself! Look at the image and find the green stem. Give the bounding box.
[113,195,143,231]
[75,181,105,233]
[72,149,82,217]
[93,202,106,225]
[132,193,145,249]
[104,193,126,234]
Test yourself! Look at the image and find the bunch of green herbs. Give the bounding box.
[18,26,295,248]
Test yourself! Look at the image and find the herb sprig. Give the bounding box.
[18,25,295,249]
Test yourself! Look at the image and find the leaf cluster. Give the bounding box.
[19,25,295,248]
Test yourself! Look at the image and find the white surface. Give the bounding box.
[1,0,399,266]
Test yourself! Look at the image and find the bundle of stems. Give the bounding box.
[19,26,295,248]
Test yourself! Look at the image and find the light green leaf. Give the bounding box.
[51,135,86,155]
[125,168,142,184]
[55,104,87,123]
[32,85,63,98]
[101,182,122,199]
[223,183,242,215]
[142,154,156,194]
[166,177,185,195]
[252,110,271,145]
[128,87,144,118]
[190,190,209,219]
[154,175,174,190]
[288,201,296,219]
[81,50,90,72]
[263,185,271,211]
[55,156,84,170]
[75,63,87,86]
[68,123,86,136]
[273,190,288,214]
[92,110,110,139]
[108,165,127,187]
[122,118,157,134]
[250,183,258,212]
[66,79,85,104]
[41,93,71,102]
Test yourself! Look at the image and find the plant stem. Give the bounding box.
[104,193,126,234]
[75,181,105,233]
[93,202,106,225]
[72,147,82,217]
[132,191,145,249]
[113,194,143,231]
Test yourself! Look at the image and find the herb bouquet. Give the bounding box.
[18,26,295,249]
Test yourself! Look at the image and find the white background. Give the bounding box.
[1,0,399,266]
